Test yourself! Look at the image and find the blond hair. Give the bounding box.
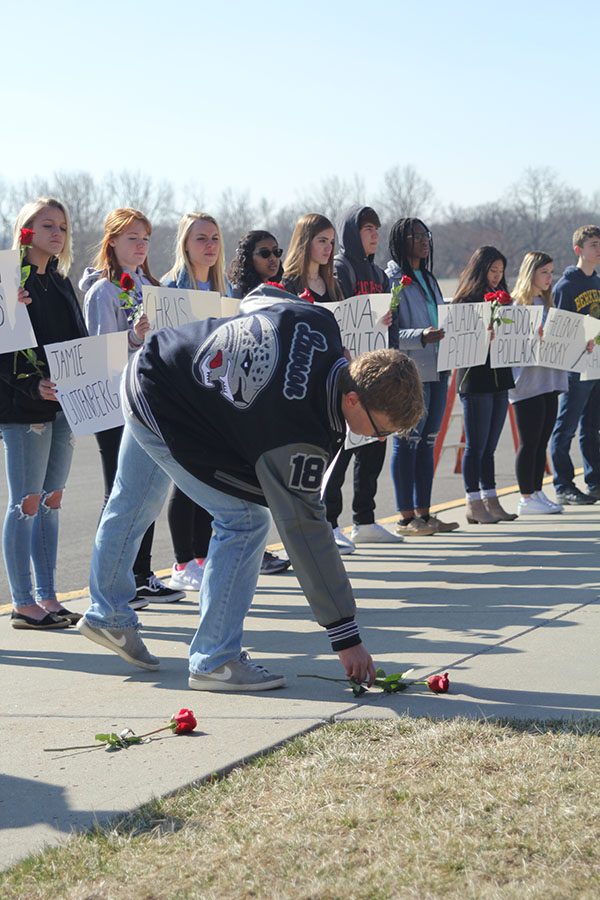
[12,197,73,276]
[167,213,227,294]
[93,207,159,286]
[283,213,343,301]
[512,252,554,308]
[340,349,424,435]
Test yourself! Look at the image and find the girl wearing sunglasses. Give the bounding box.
[229,230,283,299]
[282,213,343,303]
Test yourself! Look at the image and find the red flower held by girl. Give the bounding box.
[400,275,413,287]
[484,290,511,306]
[299,288,315,304]
[20,227,35,247]
[120,272,135,292]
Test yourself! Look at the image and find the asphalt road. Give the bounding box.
[0,412,567,599]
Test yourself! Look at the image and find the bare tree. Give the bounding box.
[298,174,365,227]
[505,167,582,255]
[378,164,436,221]
[104,170,177,223]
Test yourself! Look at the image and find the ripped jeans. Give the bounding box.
[1,412,75,607]
[390,375,448,512]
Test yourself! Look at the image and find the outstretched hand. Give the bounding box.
[338,644,376,686]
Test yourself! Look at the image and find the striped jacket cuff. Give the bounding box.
[326,617,361,652]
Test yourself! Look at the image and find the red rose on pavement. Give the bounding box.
[170,708,197,734]
[120,272,135,292]
[20,228,35,246]
[400,275,413,287]
[427,672,450,693]
[299,288,315,304]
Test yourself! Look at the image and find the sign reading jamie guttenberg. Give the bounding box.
[142,286,240,332]
[0,249,36,352]
[325,293,391,448]
[44,332,128,435]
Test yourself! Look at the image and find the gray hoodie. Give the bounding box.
[385,260,444,382]
[80,267,149,356]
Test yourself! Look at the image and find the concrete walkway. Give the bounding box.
[1,486,598,869]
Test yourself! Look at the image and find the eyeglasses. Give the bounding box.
[361,397,395,438]
[254,247,283,259]
[409,231,432,243]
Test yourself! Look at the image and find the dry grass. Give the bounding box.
[2,717,600,899]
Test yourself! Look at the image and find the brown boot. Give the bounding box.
[465,498,502,524]
[483,495,518,521]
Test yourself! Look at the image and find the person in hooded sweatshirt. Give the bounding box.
[75,283,425,690]
[81,207,184,607]
[550,225,600,505]
[323,205,401,553]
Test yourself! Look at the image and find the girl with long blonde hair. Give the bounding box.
[0,198,88,629]
[164,212,228,293]
[510,251,566,515]
[81,208,183,605]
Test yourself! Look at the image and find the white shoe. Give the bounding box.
[350,522,404,543]
[168,560,204,591]
[535,490,562,514]
[333,527,356,554]
[517,495,554,516]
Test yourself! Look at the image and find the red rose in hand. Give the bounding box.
[299,288,315,304]
[496,290,512,306]
[400,275,413,287]
[484,292,496,302]
[427,672,450,693]
[20,228,35,247]
[170,708,197,734]
[120,272,135,292]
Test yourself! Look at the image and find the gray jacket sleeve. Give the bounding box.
[84,280,143,354]
[254,443,358,635]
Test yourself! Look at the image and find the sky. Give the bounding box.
[2,0,599,213]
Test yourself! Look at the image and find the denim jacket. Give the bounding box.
[385,260,445,382]
[161,267,233,296]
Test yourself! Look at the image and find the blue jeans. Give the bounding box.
[86,411,271,673]
[391,375,448,511]
[460,392,508,493]
[550,373,600,491]
[1,412,74,607]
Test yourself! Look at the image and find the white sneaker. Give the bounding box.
[535,490,562,514]
[333,527,356,554]
[517,495,554,516]
[168,559,204,591]
[350,522,404,543]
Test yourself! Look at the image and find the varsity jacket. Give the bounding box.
[125,285,360,650]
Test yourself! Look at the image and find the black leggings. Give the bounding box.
[324,440,386,528]
[167,486,213,564]
[95,425,154,583]
[513,392,559,494]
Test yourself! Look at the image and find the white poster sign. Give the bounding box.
[538,307,589,371]
[576,316,600,381]
[142,286,240,332]
[437,302,491,371]
[325,293,390,448]
[489,305,544,368]
[0,249,37,352]
[44,332,128,436]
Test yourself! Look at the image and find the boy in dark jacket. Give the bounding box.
[326,206,401,551]
[77,285,423,691]
[550,225,600,504]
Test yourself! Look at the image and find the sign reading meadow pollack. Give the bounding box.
[437,302,491,371]
[489,305,544,368]
[142,286,240,333]
[44,332,128,436]
[326,293,391,449]
[0,249,36,353]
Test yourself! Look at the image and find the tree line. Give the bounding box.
[1,165,598,295]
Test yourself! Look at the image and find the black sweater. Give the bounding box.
[0,261,88,423]
[455,296,514,393]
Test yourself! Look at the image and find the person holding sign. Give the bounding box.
[77,286,424,688]
[510,253,566,515]
[0,198,87,630]
[321,206,398,551]
[385,218,458,536]
[81,208,183,607]
[282,213,344,303]
[229,229,284,299]
[454,247,516,524]
[550,225,600,505]
[162,215,288,584]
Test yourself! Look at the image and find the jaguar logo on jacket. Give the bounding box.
[192,314,280,408]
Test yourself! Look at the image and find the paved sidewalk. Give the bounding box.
[1,489,598,869]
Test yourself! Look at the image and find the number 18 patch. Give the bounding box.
[288,453,327,492]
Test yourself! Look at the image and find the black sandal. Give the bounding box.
[11,611,72,630]
[55,607,83,625]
